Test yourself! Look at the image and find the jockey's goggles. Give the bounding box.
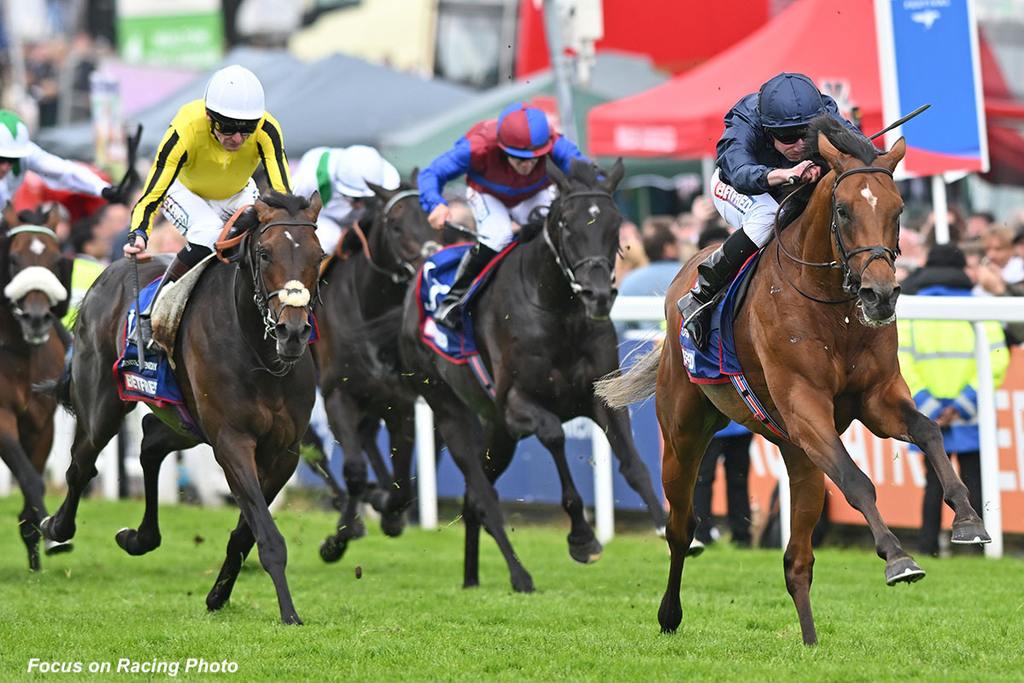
[768,125,808,145]
[0,156,18,164]
[207,110,259,136]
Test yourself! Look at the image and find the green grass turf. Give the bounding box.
[0,496,1020,681]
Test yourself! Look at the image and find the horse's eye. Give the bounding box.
[836,205,850,220]
[259,249,271,262]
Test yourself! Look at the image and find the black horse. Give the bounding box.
[0,205,71,570]
[309,177,441,562]
[41,192,324,624]
[399,159,668,591]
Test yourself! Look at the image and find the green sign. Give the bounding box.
[118,12,223,69]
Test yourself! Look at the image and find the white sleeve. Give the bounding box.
[22,142,109,197]
[291,147,325,200]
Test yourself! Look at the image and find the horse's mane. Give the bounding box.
[776,115,879,231]
[234,191,311,232]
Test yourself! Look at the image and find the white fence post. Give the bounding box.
[415,398,437,530]
[973,322,1003,558]
[591,420,615,543]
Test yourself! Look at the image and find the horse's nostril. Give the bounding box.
[859,288,879,305]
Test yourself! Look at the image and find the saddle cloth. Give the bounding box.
[679,250,789,440]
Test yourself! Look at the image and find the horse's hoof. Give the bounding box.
[28,553,41,572]
[115,528,159,556]
[39,515,72,543]
[658,593,682,634]
[685,538,705,557]
[380,512,405,538]
[885,557,926,586]
[568,536,603,564]
[319,536,348,563]
[44,539,73,556]
[510,571,535,594]
[951,519,991,545]
[281,613,304,626]
[462,578,480,589]
[206,587,230,612]
[654,526,667,539]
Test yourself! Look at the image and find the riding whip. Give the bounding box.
[130,252,145,370]
[444,221,478,240]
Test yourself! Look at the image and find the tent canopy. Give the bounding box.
[36,47,476,161]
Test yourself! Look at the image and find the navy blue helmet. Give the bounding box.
[758,73,826,129]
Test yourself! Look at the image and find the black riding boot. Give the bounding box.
[138,244,211,349]
[435,243,498,329]
[676,230,758,351]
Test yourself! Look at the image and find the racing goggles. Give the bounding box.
[207,110,260,136]
[768,125,808,145]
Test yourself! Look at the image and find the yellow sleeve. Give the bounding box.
[130,124,188,234]
[255,114,291,193]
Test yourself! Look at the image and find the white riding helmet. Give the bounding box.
[204,65,265,121]
[332,145,401,198]
[0,110,32,158]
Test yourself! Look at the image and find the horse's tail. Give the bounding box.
[33,349,74,414]
[594,339,663,408]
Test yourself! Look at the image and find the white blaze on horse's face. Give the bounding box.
[860,185,878,213]
[30,238,46,255]
[588,204,600,221]
[283,230,299,248]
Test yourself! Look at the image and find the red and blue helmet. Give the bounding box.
[497,103,553,158]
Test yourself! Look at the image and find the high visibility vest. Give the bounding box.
[61,256,105,330]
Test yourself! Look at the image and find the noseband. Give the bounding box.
[247,218,320,341]
[3,225,62,318]
[775,165,897,304]
[542,189,617,294]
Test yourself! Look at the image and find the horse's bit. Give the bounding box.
[542,189,618,294]
[774,165,898,304]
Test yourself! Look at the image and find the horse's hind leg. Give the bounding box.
[779,444,826,646]
[782,384,922,585]
[505,388,600,564]
[368,409,413,537]
[590,399,669,532]
[319,390,368,563]
[861,380,989,544]
[463,425,517,588]
[210,432,301,624]
[116,414,196,556]
[0,411,47,571]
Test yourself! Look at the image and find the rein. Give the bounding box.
[773,165,897,305]
[542,189,617,294]
[341,189,421,284]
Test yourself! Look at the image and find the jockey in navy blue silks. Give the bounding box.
[419,102,588,328]
[678,72,867,351]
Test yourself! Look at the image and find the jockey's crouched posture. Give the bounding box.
[419,102,588,329]
[292,145,400,256]
[123,64,291,347]
[678,72,868,350]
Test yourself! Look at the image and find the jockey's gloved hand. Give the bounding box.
[123,228,148,257]
[101,185,129,205]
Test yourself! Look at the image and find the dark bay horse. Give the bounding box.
[310,178,441,562]
[0,205,71,570]
[41,192,324,624]
[596,117,990,645]
[400,159,667,592]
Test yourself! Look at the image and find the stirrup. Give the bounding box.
[435,300,462,329]
[682,297,717,351]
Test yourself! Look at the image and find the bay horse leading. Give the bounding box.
[41,192,323,624]
[596,117,989,645]
[401,159,667,592]
[0,205,71,570]
[311,177,441,562]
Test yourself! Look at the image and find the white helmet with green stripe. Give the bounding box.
[0,111,32,158]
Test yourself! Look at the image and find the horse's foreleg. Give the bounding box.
[319,390,367,564]
[116,414,195,556]
[361,418,393,488]
[591,399,668,532]
[860,381,989,545]
[0,412,47,571]
[506,388,600,564]
[783,387,922,585]
[213,431,301,625]
[370,408,416,537]
[779,445,825,646]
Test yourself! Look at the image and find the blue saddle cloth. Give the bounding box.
[417,242,514,362]
[679,251,760,383]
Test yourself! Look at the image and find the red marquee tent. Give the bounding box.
[587,0,1024,184]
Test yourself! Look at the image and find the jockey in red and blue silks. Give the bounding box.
[418,102,587,328]
[677,72,867,351]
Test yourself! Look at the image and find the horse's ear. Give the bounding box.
[306,192,323,222]
[365,180,392,201]
[254,199,276,226]
[410,167,419,189]
[817,131,850,173]
[876,136,906,172]
[44,205,61,231]
[546,158,570,192]
[2,202,17,230]
[600,158,625,194]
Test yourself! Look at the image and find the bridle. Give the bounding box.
[542,189,618,294]
[346,189,428,284]
[245,218,320,342]
[3,225,62,319]
[774,165,898,305]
